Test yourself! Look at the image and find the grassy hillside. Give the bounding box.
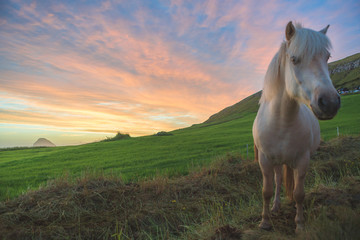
[0,113,255,200]
[203,91,261,125]
[1,94,359,201]
[0,136,359,239]
[328,53,360,90]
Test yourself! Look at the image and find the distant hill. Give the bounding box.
[203,53,360,125]
[328,53,360,90]
[33,138,56,147]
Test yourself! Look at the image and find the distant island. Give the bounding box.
[33,138,56,147]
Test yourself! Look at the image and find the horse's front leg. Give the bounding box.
[259,153,274,230]
[271,165,282,212]
[294,154,310,233]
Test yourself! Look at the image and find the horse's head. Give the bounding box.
[284,21,340,120]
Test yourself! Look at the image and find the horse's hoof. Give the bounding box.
[259,220,272,231]
[271,204,280,213]
[295,224,304,234]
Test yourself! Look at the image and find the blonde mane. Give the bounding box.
[260,42,287,103]
[260,23,332,104]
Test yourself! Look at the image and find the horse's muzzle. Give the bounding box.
[311,92,341,120]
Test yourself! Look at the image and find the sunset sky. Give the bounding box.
[1,0,360,147]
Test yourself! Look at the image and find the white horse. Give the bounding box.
[252,21,340,232]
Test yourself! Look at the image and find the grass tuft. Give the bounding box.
[101,132,131,142]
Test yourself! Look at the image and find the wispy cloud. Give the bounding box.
[0,0,359,146]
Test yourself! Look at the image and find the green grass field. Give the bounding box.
[1,94,359,201]
[319,94,360,140]
[1,136,359,239]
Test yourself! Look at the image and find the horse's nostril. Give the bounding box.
[317,93,340,117]
[318,96,326,108]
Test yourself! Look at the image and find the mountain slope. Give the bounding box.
[204,53,360,125]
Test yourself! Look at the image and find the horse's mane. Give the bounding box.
[260,43,287,103]
[260,23,332,103]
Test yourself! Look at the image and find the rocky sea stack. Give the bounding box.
[33,138,56,147]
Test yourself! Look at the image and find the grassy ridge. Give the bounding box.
[0,94,359,201]
[202,91,261,125]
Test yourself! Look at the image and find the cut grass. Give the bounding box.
[0,136,359,239]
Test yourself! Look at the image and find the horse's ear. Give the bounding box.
[286,21,296,41]
[319,25,330,35]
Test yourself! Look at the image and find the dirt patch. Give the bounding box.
[210,225,243,240]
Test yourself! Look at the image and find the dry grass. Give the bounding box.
[0,136,359,239]
[0,154,261,239]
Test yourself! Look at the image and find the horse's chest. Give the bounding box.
[253,103,320,167]
[266,138,300,163]
[258,124,312,166]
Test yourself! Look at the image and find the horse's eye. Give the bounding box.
[290,56,299,65]
[327,54,331,61]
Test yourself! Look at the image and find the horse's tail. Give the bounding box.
[283,164,294,201]
[254,142,259,162]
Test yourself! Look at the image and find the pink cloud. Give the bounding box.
[1,0,358,145]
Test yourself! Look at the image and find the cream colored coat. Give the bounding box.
[252,21,340,233]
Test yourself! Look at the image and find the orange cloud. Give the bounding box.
[1,0,357,146]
